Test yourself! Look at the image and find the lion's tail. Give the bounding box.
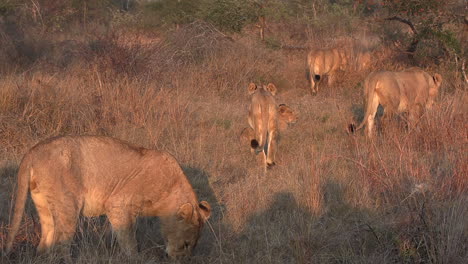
[307,51,317,92]
[5,153,32,254]
[251,103,269,151]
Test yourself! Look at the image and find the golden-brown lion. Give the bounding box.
[353,68,442,137]
[277,104,299,130]
[247,82,278,168]
[307,47,348,94]
[240,104,298,152]
[307,47,373,94]
[5,136,211,259]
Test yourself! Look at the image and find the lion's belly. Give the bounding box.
[82,190,107,217]
[397,98,408,112]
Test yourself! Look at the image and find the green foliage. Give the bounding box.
[382,0,443,16]
[201,0,256,33]
[431,29,461,55]
[381,0,462,60]
[259,0,289,21]
[0,0,15,16]
[265,0,312,20]
[264,36,281,49]
[214,118,232,129]
[329,0,353,15]
[142,0,257,32]
[144,0,201,27]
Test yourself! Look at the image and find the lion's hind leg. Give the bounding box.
[30,164,80,259]
[311,74,321,95]
[32,190,79,262]
[54,202,80,248]
[365,94,380,138]
[31,191,55,254]
[265,130,277,168]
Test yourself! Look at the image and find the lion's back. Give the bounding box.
[364,69,434,109]
[26,135,183,192]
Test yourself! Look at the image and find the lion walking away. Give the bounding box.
[247,83,279,169]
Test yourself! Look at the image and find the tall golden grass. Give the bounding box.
[0,17,466,263]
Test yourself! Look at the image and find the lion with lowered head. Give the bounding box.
[351,67,442,137]
[5,136,211,259]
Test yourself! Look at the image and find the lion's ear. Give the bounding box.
[433,73,442,87]
[266,83,277,96]
[198,201,211,221]
[177,203,194,222]
[248,83,257,95]
[278,104,287,114]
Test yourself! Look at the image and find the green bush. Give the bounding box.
[381,0,462,61]
[264,36,281,49]
[0,0,16,16]
[201,0,256,33]
[143,0,201,27]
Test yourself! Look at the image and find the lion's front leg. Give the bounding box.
[408,104,423,132]
[107,208,138,256]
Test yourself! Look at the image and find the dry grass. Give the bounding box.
[0,16,467,264]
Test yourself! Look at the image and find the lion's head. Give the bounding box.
[278,104,298,128]
[427,73,443,109]
[247,82,277,96]
[162,201,211,259]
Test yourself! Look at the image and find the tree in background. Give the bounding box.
[381,0,463,63]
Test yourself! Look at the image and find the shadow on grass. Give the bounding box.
[181,166,224,258]
[223,192,317,262]
[221,180,387,263]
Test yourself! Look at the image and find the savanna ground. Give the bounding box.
[0,1,467,263]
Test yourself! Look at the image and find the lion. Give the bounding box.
[355,50,372,71]
[247,82,278,168]
[5,136,211,259]
[307,47,348,94]
[351,68,442,137]
[277,104,298,130]
[240,104,298,152]
[307,46,374,94]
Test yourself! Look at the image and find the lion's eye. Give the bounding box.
[184,242,189,249]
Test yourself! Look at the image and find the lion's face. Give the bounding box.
[427,73,442,109]
[164,202,211,259]
[278,104,298,125]
[165,221,202,258]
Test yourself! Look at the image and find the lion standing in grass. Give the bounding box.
[241,104,298,153]
[5,136,211,259]
[352,68,442,137]
[307,46,373,95]
[247,83,279,168]
[307,47,348,95]
[277,104,298,131]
